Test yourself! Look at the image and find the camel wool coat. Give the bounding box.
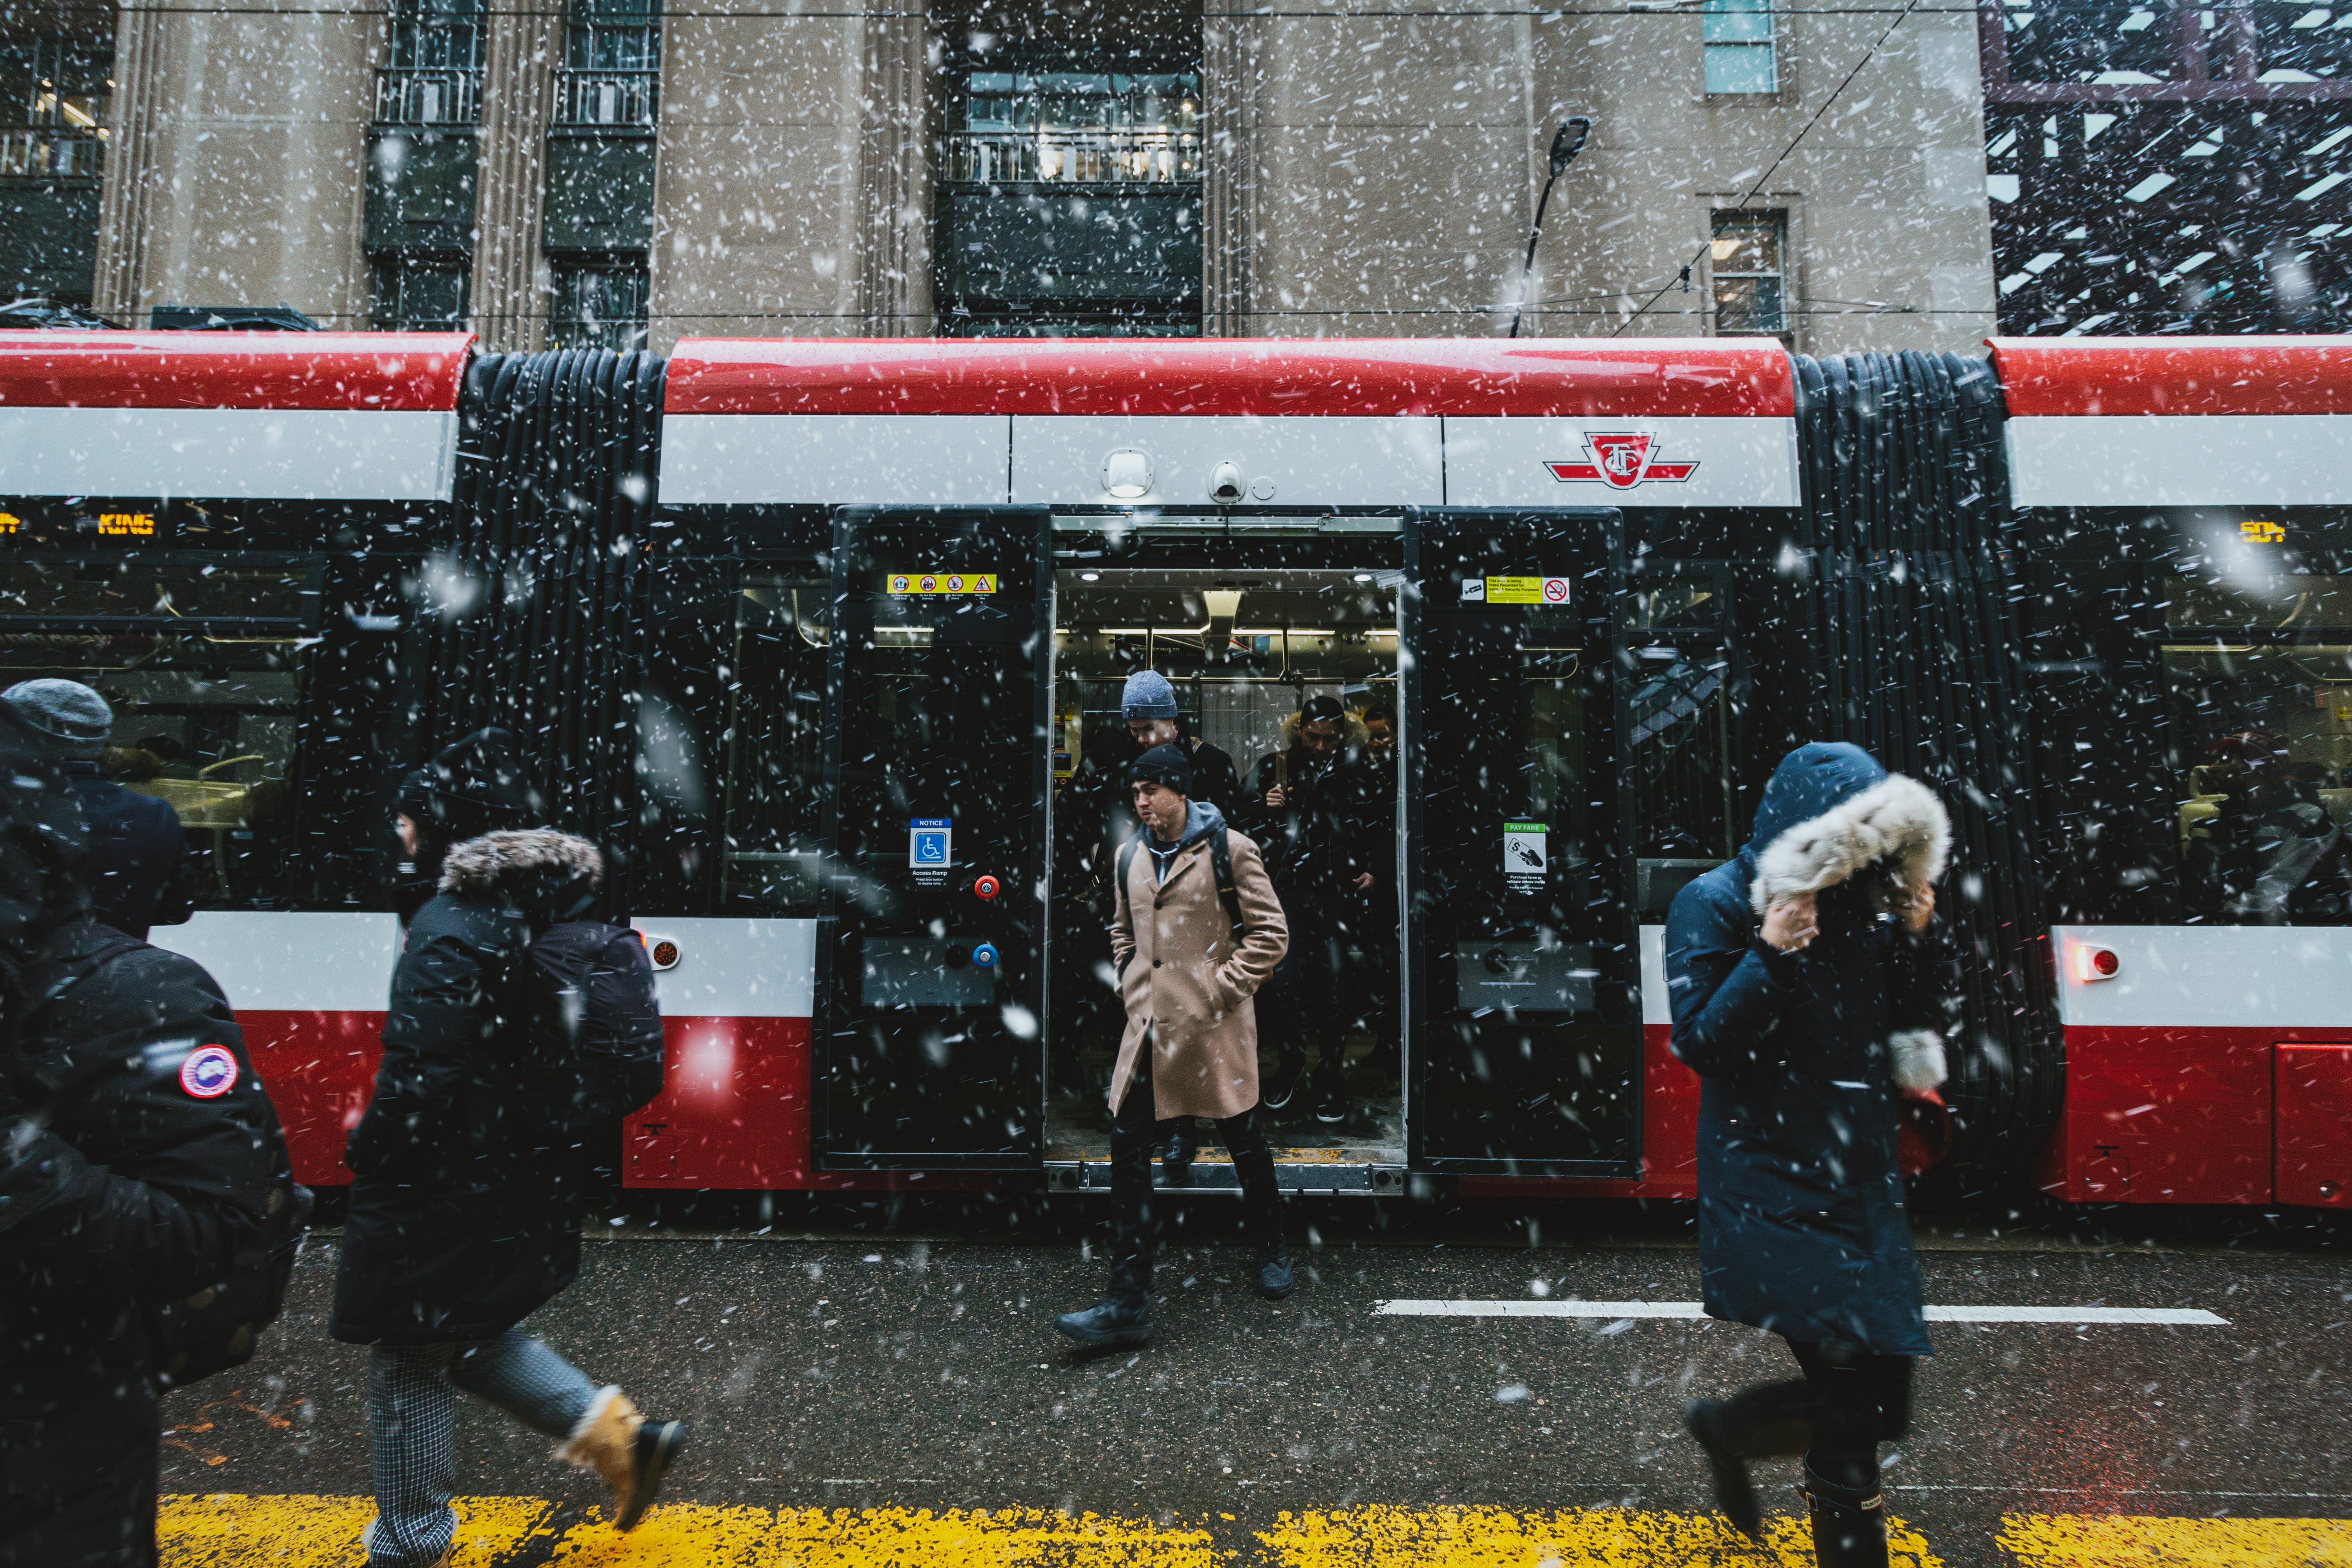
[1107,808,1289,1120]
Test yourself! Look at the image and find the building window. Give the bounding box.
[557,0,660,127]
[1703,0,1778,93]
[372,255,469,330]
[1711,210,1787,336]
[377,0,485,126]
[0,37,108,180]
[938,64,1204,336]
[550,258,648,350]
[2257,1,2352,80]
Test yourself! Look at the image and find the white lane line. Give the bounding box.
[1371,1300,2230,1326]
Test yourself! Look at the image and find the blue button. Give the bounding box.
[971,943,999,969]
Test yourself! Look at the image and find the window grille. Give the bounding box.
[945,71,1201,184]
[556,0,661,127]
[1703,0,1778,94]
[377,0,485,126]
[0,37,107,180]
[1711,210,1787,336]
[551,258,649,350]
[372,255,470,330]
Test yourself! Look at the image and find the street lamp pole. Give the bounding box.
[1509,117,1592,340]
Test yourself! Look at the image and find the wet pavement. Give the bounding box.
[157,1201,2352,1565]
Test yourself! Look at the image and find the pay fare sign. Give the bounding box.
[1460,576,1571,606]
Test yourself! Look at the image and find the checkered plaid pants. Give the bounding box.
[362,1330,600,1568]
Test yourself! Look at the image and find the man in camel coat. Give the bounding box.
[1056,744,1291,1347]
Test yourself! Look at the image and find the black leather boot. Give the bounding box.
[1682,1382,1815,1540]
[1253,1240,1294,1299]
[1054,1293,1152,1347]
[1803,1461,1889,1568]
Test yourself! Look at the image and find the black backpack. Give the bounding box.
[528,919,665,1136]
[19,931,311,1390]
[1117,825,1249,935]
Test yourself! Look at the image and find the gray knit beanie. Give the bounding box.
[1121,669,1179,721]
[3,680,112,761]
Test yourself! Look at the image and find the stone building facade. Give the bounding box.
[4,0,1998,352]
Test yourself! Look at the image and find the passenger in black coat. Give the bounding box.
[1668,742,1957,1568]
[1,680,196,939]
[0,707,281,1568]
[332,729,683,1568]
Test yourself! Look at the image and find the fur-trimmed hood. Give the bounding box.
[1746,744,1950,916]
[438,828,604,894]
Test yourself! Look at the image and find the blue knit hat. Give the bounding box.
[3,679,112,761]
[1121,669,1179,721]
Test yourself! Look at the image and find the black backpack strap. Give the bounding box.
[1115,831,1143,919]
[1210,825,1247,936]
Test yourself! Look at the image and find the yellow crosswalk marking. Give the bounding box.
[1259,1505,1944,1567]
[159,1497,1222,1567]
[1997,1513,2352,1566]
[159,1494,560,1565]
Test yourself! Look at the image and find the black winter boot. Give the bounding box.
[1161,1121,1196,1187]
[1682,1381,1816,1540]
[1803,1461,1889,1568]
[1253,1240,1294,1300]
[1054,1294,1152,1347]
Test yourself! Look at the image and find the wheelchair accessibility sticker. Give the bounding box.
[909,818,952,887]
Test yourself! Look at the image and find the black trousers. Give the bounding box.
[1724,1339,1914,1493]
[0,1374,160,1568]
[1108,1060,1283,1299]
[1261,913,1351,1091]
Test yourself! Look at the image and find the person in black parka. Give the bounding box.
[1667,742,1958,1568]
[332,729,682,1568]
[3,680,196,940]
[0,703,283,1568]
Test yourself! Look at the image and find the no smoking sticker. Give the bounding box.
[1479,576,1573,607]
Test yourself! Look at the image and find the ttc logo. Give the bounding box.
[1546,433,1698,490]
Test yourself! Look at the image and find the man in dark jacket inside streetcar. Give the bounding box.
[0,699,284,1567]
[333,729,684,1568]
[1669,742,1959,1568]
[3,680,196,940]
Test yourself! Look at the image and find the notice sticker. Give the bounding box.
[1484,576,1572,607]
[1504,821,1548,895]
[909,817,952,887]
[888,572,998,596]
[1459,577,1487,602]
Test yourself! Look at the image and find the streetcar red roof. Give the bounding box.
[663,339,1795,419]
[1989,336,2352,417]
[0,331,474,411]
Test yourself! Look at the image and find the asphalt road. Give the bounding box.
[156,1201,2351,1567]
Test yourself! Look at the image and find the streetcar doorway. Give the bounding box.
[1046,568,1406,1180]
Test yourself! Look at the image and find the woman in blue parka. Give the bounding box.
[1667,742,1958,1568]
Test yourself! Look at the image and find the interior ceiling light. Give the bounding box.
[1102,449,1153,499]
[1203,588,1243,619]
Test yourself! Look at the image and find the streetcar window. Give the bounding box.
[714,571,827,916]
[1629,579,1736,914]
[0,562,317,911]
[2165,573,2352,925]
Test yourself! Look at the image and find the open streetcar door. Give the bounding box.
[818,506,1054,1169]
[1402,507,1643,1176]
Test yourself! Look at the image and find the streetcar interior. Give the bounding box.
[1046,567,1406,1169]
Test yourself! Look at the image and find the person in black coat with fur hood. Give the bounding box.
[1666,742,1959,1568]
[0,701,286,1568]
[331,729,683,1568]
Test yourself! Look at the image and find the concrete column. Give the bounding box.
[93,2,166,322]
[857,6,930,337]
[1201,6,1254,337]
[94,0,375,327]
[469,0,564,351]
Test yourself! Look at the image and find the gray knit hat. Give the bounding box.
[3,680,112,761]
[1121,669,1179,721]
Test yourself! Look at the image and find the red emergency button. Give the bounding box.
[973,874,1001,900]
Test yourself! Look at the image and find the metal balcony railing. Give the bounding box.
[555,67,659,127]
[0,125,102,180]
[944,129,1202,185]
[375,67,483,126]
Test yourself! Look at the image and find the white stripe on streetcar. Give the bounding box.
[1371,1300,2229,1326]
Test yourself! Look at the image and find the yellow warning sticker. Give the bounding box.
[1485,576,1571,606]
[887,572,998,596]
